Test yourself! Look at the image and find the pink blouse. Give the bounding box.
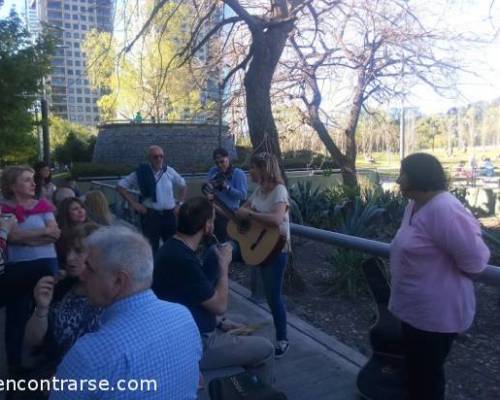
[389,192,490,333]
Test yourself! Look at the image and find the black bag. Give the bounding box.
[208,371,287,400]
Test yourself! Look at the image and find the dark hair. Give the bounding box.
[212,147,229,160]
[400,153,448,192]
[56,197,87,231]
[177,197,213,235]
[34,161,52,198]
[65,222,100,253]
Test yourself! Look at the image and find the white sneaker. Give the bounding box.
[275,340,289,359]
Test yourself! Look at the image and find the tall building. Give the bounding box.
[37,0,113,125]
[24,0,41,37]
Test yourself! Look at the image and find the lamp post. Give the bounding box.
[399,103,405,161]
[399,50,406,161]
[41,94,50,164]
[217,80,223,147]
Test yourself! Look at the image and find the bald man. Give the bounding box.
[117,146,187,253]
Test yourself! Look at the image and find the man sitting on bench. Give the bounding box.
[152,197,275,385]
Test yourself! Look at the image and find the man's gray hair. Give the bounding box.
[85,226,153,285]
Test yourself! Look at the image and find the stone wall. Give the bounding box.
[93,123,235,172]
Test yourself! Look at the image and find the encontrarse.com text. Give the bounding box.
[0,378,158,392]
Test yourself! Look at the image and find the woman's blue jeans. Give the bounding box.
[259,253,288,342]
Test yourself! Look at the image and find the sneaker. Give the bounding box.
[275,340,289,359]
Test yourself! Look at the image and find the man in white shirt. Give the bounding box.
[116,145,187,253]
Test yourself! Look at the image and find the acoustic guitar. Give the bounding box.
[357,257,406,400]
[202,183,286,266]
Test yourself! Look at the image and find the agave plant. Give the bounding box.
[332,196,386,237]
[289,181,328,226]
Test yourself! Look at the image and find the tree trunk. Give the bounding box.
[341,81,364,187]
[244,23,293,161]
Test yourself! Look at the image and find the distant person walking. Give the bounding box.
[134,111,143,124]
[391,153,490,400]
[466,154,477,186]
[117,145,187,253]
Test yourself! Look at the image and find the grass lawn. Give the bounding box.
[356,147,500,176]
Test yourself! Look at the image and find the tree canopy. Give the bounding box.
[0,10,55,164]
[83,1,216,122]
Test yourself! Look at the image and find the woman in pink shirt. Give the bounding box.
[390,153,490,400]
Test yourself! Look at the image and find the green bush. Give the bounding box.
[53,133,96,164]
[289,181,328,226]
[71,162,134,178]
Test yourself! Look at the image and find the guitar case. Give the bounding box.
[357,257,407,400]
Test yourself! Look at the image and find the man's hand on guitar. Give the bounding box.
[214,242,233,271]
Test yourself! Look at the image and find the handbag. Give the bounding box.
[208,371,287,400]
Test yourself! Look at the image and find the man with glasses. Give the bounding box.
[206,148,247,242]
[117,145,187,253]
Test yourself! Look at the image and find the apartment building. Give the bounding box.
[36,0,113,125]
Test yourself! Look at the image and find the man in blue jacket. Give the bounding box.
[206,148,247,242]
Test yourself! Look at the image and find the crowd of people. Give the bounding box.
[0,146,491,400]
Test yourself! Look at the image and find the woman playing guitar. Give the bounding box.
[236,152,291,359]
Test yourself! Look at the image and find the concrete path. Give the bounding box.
[199,281,366,400]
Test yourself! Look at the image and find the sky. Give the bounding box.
[2,0,500,115]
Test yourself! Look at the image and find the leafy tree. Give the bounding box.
[83,1,214,122]
[53,133,96,165]
[49,116,96,151]
[0,10,55,164]
[416,116,446,151]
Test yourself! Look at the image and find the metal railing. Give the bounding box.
[88,181,500,294]
[290,223,500,287]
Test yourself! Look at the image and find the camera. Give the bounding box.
[209,173,227,191]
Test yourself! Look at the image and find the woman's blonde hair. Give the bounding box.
[250,152,285,186]
[84,190,113,226]
[0,166,34,200]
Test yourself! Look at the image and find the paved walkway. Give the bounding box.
[0,282,365,400]
[200,281,365,400]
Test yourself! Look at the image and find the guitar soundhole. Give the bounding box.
[238,219,251,233]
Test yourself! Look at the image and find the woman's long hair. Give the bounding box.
[34,161,52,199]
[84,190,113,226]
[250,152,285,188]
[56,197,87,232]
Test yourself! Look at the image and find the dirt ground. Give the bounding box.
[229,237,500,400]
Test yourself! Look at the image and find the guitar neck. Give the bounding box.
[212,193,239,221]
[202,183,241,222]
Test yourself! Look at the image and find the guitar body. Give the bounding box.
[202,183,286,266]
[226,219,286,266]
[357,258,407,400]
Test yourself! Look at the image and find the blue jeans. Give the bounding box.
[259,253,288,342]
